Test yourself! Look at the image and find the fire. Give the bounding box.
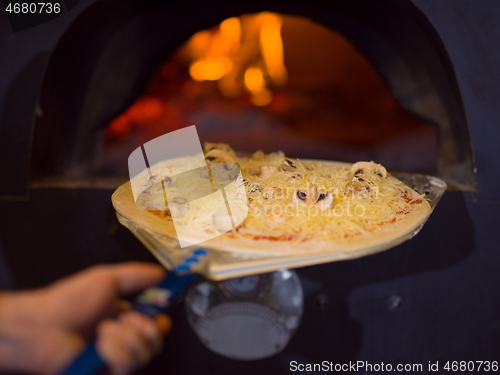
[189,59,232,82]
[186,12,288,106]
[259,13,287,86]
[105,12,288,142]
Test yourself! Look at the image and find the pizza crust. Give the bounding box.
[112,160,432,258]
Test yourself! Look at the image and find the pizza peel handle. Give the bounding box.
[57,251,206,375]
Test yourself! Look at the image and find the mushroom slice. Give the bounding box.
[245,167,261,176]
[350,161,387,178]
[205,149,237,164]
[282,158,300,172]
[259,166,283,178]
[315,193,334,210]
[293,189,306,204]
[345,177,376,199]
[263,187,283,199]
[305,161,322,171]
[252,150,266,160]
[305,184,319,206]
[204,142,236,156]
[148,168,177,192]
[173,196,187,204]
[293,184,334,211]
[263,187,275,199]
[212,214,233,232]
[205,149,239,181]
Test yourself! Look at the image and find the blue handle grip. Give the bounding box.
[57,270,199,375]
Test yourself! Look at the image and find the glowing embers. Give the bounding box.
[186,12,287,106]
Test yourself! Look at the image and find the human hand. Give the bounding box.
[0,262,171,375]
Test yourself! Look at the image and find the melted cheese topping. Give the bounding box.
[235,151,425,243]
[142,147,426,243]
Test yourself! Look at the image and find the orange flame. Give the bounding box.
[187,12,287,106]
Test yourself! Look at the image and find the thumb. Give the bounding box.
[43,262,166,330]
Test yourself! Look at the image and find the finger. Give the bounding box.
[42,263,165,329]
[96,319,133,375]
[119,311,164,355]
[96,319,152,375]
[113,321,152,365]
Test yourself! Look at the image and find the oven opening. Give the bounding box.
[100,13,436,177]
[29,2,474,191]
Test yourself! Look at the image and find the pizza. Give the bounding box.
[112,143,432,257]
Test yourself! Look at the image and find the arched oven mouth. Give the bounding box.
[28,0,474,192]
